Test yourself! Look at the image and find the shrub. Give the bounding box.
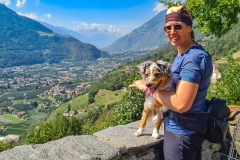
[113,74,145,125]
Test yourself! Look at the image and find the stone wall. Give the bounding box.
[0,108,239,160]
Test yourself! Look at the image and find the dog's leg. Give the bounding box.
[152,112,163,139]
[135,102,152,137]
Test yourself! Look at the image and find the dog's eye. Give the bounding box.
[145,73,149,77]
[154,73,161,77]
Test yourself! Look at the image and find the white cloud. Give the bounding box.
[17,12,38,20]
[76,22,102,30]
[34,0,39,6]
[153,2,167,14]
[90,23,102,29]
[44,14,51,18]
[76,22,89,30]
[0,0,11,6]
[108,25,121,33]
[16,0,26,8]
[76,22,121,33]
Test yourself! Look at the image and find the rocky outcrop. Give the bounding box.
[0,107,239,160]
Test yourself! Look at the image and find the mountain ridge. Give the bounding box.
[0,4,109,67]
[40,22,122,49]
[103,10,168,53]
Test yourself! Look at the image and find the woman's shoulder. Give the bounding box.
[186,45,211,61]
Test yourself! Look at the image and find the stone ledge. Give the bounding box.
[0,120,164,160]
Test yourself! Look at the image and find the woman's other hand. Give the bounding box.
[128,79,147,92]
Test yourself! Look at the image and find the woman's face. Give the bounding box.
[164,21,192,47]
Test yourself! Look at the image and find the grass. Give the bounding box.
[30,113,47,119]
[3,114,22,123]
[46,93,89,122]
[47,89,125,122]
[92,89,124,106]
[13,99,26,105]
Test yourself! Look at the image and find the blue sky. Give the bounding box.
[1,0,167,35]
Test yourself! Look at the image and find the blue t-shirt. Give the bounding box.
[164,45,213,135]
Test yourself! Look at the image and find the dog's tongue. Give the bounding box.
[146,88,155,96]
[149,88,155,93]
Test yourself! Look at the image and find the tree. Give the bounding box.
[26,115,81,144]
[208,58,240,105]
[67,103,71,112]
[159,0,240,37]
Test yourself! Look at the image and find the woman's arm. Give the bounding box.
[154,80,199,113]
[129,79,199,113]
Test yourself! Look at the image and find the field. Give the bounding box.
[0,86,53,136]
[47,89,125,122]
[0,87,51,103]
[91,89,124,107]
[3,114,22,123]
[0,118,43,135]
[47,93,89,122]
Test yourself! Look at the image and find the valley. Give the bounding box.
[0,50,149,139]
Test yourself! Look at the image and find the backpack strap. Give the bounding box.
[163,110,208,134]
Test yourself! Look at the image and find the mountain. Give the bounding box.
[0,4,109,68]
[39,22,93,45]
[77,28,123,49]
[103,10,168,53]
[40,22,122,49]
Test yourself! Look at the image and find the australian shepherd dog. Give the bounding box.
[134,60,174,139]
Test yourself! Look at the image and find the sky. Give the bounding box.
[0,0,167,35]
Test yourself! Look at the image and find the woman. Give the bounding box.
[129,6,213,160]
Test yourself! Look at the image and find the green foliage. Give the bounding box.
[159,0,240,37]
[85,71,135,104]
[0,141,14,152]
[208,58,240,105]
[113,74,145,125]
[26,115,81,144]
[203,22,240,59]
[67,104,71,112]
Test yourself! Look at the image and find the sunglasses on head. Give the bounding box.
[164,24,182,32]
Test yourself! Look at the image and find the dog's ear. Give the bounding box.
[156,60,172,77]
[138,61,152,78]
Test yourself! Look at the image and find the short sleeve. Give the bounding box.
[179,53,205,84]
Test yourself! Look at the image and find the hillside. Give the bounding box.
[0,4,109,67]
[103,10,168,53]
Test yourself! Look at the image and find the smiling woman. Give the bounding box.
[129,5,213,160]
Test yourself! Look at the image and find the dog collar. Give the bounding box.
[146,88,155,97]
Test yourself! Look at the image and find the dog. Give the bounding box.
[134,60,174,139]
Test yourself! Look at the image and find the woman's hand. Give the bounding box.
[128,79,147,92]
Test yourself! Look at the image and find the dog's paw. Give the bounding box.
[134,128,143,137]
[151,129,160,139]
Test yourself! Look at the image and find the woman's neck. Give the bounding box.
[177,39,197,55]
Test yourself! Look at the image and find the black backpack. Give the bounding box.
[204,97,230,143]
[164,97,230,143]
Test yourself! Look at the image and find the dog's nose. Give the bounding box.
[146,83,151,88]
